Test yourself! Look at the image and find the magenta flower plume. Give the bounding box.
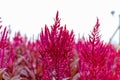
[39,11,74,80]
[76,18,114,80]
[0,18,12,69]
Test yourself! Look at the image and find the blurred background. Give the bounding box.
[0,0,120,44]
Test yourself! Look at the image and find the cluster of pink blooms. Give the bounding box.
[0,12,120,80]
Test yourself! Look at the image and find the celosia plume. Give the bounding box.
[39,11,74,80]
[76,18,117,80]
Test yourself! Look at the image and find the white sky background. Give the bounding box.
[0,0,120,43]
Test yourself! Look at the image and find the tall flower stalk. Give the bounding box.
[39,11,74,80]
[0,17,15,80]
[0,18,9,68]
[76,18,116,80]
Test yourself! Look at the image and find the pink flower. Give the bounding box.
[0,18,9,68]
[39,11,74,80]
[76,18,116,80]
